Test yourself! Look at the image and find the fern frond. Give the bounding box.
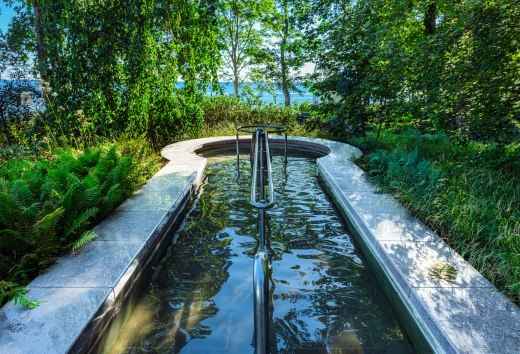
[70,230,97,251]
[0,281,42,309]
[61,181,81,212]
[94,146,118,180]
[33,207,65,236]
[10,180,35,207]
[102,183,122,211]
[79,186,101,210]
[64,207,99,238]
[110,156,132,185]
[65,173,81,190]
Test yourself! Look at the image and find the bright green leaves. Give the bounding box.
[0,144,136,308]
[306,0,519,143]
[0,281,42,309]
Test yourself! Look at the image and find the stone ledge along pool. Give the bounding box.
[107,149,415,353]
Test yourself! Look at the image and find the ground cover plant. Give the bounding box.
[0,139,163,307]
[346,129,520,303]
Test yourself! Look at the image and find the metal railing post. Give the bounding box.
[236,131,240,181]
[284,132,288,164]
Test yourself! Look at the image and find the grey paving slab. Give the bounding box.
[166,153,206,165]
[0,286,113,354]
[412,287,520,354]
[93,211,166,241]
[30,240,147,288]
[137,172,193,193]
[360,212,438,242]
[116,190,183,212]
[318,157,378,192]
[341,190,409,216]
[380,240,493,288]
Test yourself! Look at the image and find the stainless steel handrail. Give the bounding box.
[253,247,269,354]
[236,125,288,175]
[251,128,275,353]
[250,129,275,209]
[235,125,284,354]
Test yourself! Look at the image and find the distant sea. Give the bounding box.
[199,82,318,105]
[1,80,317,105]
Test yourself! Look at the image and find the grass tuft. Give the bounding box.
[358,129,519,303]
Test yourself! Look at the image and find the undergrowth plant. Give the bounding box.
[0,139,163,308]
[366,141,520,303]
[201,96,303,136]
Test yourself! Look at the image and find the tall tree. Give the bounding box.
[218,0,266,98]
[253,0,308,106]
[31,1,46,79]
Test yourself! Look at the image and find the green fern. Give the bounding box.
[102,183,122,212]
[61,180,81,212]
[79,186,101,210]
[33,207,65,237]
[64,207,99,238]
[0,281,42,309]
[71,230,97,251]
[0,142,162,308]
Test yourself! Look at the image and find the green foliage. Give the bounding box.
[367,147,444,193]
[0,141,163,308]
[201,95,300,135]
[71,230,97,251]
[116,137,165,192]
[2,0,220,149]
[0,281,42,309]
[364,130,520,303]
[306,0,520,143]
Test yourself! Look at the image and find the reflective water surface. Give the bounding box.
[109,155,415,353]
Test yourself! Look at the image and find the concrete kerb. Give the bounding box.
[0,135,518,354]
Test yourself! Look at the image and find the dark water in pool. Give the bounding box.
[109,156,415,353]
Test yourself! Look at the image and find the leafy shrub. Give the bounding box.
[201,96,298,134]
[368,147,445,194]
[0,141,163,307]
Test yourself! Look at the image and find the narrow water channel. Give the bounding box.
[109,154,415,353]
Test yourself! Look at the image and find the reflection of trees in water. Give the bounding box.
[129,171,234,352]
[118,157,414,353]
[266,158,412,352]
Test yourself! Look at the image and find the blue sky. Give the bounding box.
[0,2,17,33]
